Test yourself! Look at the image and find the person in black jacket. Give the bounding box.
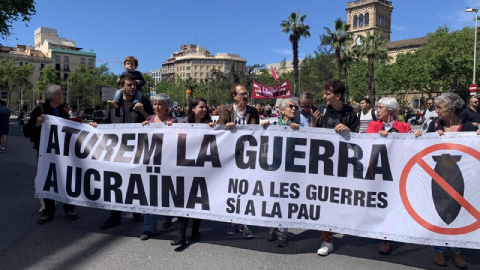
[23,85,78,224]
[312,79,359,257]
[90,74,154,230]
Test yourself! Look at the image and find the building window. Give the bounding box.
[81,58,85,64]
[353,15,358,28]
[64,56,69,63]
[359,14,364,27]
[412,98,420,109]
[64,64,70,71]
[364,12,369,26]
[55,64,61,70]
[19,62,23,66]
[55,55,60,61]
[40,64,45,70]
[88,59,93,65]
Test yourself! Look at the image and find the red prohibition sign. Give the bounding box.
[400,143,480,235]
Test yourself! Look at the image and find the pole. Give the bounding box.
[474,12,478,84]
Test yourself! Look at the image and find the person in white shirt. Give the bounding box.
[419,98,438,132]
[358,98,377,133]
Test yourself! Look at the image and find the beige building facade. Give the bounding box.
[0,27,96,111]
[161,44,247,82]
[346,0,430,110]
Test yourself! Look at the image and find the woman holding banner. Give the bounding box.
[415,93,471,269]
[140,94,177,241]
[260,98,299,247]
[171,97,214,246]
[366,97,412,255]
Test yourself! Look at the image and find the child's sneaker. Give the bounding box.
[107,100,119,108]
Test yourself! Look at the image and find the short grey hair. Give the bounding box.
[151,93,171,110]
[434,92,465,116]
[45,85,62,100]
[278,98,296,111]
[298,92,313,104]
[377,97,399,119]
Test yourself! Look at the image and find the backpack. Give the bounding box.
[23,104,44,139]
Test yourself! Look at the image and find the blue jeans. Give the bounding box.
[143,214,172,233]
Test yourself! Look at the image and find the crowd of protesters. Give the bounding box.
[18,56,480,270]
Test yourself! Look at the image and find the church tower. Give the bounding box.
[346,0,393,45]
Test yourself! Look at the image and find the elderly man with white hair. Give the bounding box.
[23,85,78,224]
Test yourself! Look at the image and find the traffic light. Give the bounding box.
[186,88,193,99]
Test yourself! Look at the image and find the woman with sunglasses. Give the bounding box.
[260,98,299,247]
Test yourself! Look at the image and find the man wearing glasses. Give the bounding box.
[218,83,259,126]
[419,98,438,132]
[460,96,480,128]
[217,83,259,238]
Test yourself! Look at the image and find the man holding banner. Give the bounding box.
[23,85,78,224]
[95,74,154,230]
[218,83,259,238]
[312,79,359,256]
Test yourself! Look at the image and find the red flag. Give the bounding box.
[270,66,279,82]
[252,79,292,99]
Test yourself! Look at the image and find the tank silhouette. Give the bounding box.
[431,154,464,225]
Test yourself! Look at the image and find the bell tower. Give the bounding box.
[346,0,393,45]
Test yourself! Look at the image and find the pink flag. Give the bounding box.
[252,79,292,99]
[270,66,279,82]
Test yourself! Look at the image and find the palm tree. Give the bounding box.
[321,18,353,80]
[281,12,311,95]
[354,30,389,103]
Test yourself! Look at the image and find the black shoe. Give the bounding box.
[64,210,78,220]
[276,232,287,247]
[170,235,186,246]
[132,213,142,222]
[100,217,121,230]
[140,231,156,240]
[37,214,54,225]
[191,232,201,241]
[163,220,172,229]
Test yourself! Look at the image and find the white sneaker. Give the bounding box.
[317,241,333,256]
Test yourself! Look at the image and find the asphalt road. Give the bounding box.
[0,118,477,270]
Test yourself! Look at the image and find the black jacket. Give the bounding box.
[103,96,153,124]
[24,101,69,150]
[314,104,359,132]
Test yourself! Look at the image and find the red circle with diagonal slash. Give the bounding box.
[400,143,480,235]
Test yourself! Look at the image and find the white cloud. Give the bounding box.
[392,25,407,31]
[274,49,292,55]
[441,0,480,30]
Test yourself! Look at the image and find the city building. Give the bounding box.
[161,44,247,82]
[346,0,430,109]
[0,27,96,111]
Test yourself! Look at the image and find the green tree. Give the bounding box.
[0,0,36,39]
[321,18,352,80]
[353,30,389,102]
[0,58,33,107]
[36,66,59,97]
[281,12,311,95]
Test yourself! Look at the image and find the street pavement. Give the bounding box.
[0,118,478,270]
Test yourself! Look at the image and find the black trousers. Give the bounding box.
[177,217,201,237]
[43,198,75,216]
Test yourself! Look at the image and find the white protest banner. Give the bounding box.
[35,115,480,249]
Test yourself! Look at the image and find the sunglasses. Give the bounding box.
[287,104,296,109]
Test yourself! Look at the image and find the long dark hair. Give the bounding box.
[188,97,212,124]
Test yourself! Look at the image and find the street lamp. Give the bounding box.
[466,7,479,84]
